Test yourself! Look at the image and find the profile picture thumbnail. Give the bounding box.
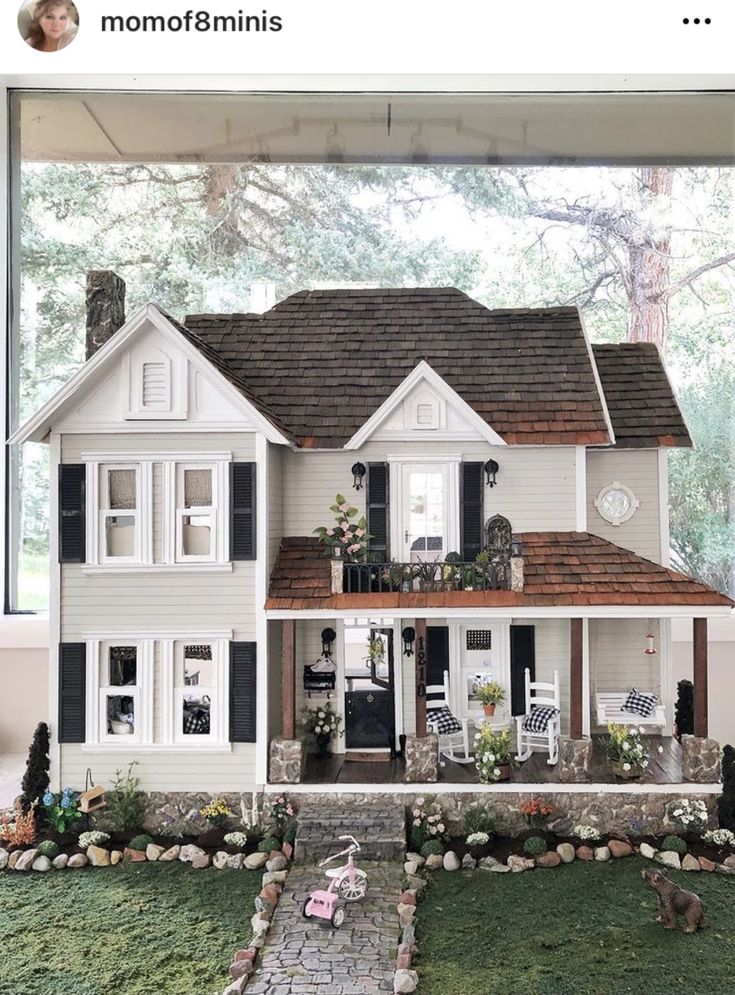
[18,0,79,52]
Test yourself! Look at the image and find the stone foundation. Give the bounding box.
[404,735,439,783]
[558,737,593,783]
[269,737,307,784]
[90,791,256,835]
[681,735,721,783]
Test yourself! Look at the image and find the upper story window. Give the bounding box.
[594,481,640,526]
[175,464,218,562]
[100,464,141,563]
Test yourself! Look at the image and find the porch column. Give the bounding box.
[570,618,584,740]
[281,619,296,740]
[693,617,708,738]
[415,618,427,737]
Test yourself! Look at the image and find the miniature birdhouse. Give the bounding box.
[79,785,107,813]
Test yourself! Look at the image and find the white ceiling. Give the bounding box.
[17,90,735,165]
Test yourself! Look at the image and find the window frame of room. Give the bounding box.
[169,637,229,746]
[86,638,154,747]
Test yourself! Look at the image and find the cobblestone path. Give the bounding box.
[248,862,402,995]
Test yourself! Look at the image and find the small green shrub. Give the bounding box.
[523,836,547,857]
[129,833,153,851]
[257,835,281,853]
[420,839,444,858]
[463,802,495,838]
[283,821,297,846]
[106,763,147,833]
[661,834,687,854]
[36,840,59,859]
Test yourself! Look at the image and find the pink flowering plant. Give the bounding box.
[409,795,449,852]
[314,494,371,559]
[268,794,297,843]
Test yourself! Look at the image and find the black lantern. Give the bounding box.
[511,539,523,558]
[402,626,416,657]
[321,627,337,656]
[351,462,367,490]
[484,459,500,487]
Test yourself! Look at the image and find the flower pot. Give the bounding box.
[494,763,511,782]
[316,733,331,757]
[483,703,497,717]
[611,762,642,779]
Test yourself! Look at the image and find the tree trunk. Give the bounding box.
[625,168,673,353]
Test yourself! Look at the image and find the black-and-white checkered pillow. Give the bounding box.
[622,688,657,717]
[426,705,462,735]
[522,705,560,733]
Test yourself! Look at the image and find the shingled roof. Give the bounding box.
[266,534,733,611]
[185,289,613,448]
[592,343,692,448]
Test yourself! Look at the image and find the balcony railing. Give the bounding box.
[342,559,511,595]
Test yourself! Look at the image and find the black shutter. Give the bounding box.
[510,625,536,716]
[59,643,86,743]
[367,463,390,560]
[426,626,450,696]
[230,641,257,742]
[460,462,484,561]
[58,464,86,563]
[230,463,256,560]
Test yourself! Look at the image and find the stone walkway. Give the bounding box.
[248,862,402,995]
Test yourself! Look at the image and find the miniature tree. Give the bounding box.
[20,721,50,812]
[718,745,735,832]
[674,679,694,740]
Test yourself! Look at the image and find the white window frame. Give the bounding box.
[85,459,153,567]
[174,462,217,563]
[164,456,230,566]
[594,481,640,526]
[87,639,154,746]
[168,637,229,746]
[387,454,461,561]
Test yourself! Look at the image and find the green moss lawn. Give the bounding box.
[416,858,735,995]
[0,863,261,995]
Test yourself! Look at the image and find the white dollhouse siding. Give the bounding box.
[283,443,577,539]
[268,443,284,576]
[60,431,256,461]
[524,618,571,736]
[590,617,660,703]
[586,449,662,562]
[60,745,257,792]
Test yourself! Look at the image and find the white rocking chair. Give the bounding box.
[515,668,561,766]
[426,669,472,766]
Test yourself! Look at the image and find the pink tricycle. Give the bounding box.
[301,834,368,928]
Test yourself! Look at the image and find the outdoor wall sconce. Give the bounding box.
[321,627,337,656]
[511,539,523,558]
[484,459,499,487]
[331,542,343,558]
[351,462,367,490]
[402,626,416,657]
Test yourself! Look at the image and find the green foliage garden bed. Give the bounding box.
[0,862,261,995]
[416,858,735,995]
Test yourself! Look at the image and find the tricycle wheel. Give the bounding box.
[339,875,367,902]
[331,904,346,928]
[301,899,312,919]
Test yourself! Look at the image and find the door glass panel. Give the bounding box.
[408,470,445,561]
[344,626,391,691]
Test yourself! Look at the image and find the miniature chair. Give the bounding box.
[426,669,472,765]
[515,668,561,766]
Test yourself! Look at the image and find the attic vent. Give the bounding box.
[416,403,434,425]
[142,362,168,408]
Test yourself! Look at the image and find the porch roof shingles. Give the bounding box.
[265,534,734,610]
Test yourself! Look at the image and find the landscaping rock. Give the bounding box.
[229,959,253,981]
[608,840,633,858]
[233,948,257,963]
[402,922,416,947]
[507,855,535,873]
[261,870,288,886]
[244,851,268,870]
[226,853,244,870]
[282,841,293,861]
[657,850,681,870]
[479,855,500,869]
[179,844,206,863]
[146,844,165,862]
[15,849,37,872]
[32,855,52,872]
[68,853,88,869]
[576,846,594,861]
[424,854,443,871]
[724,855,735,869]
[488,862,510,873]
[398,903,416,927]
[594,846,611,862]
[461,854,477,869]
[256,886,279,915]
[192,853,210,869]
[405,874,426,892]
[404,860,419,876]
[110,851,122,866]
[223,977,248,995]
[266,853,288,872]
[443,851,461,871]
[398,891,417,907]
[52,854,69,870]
[405,852,425,866]
[0,848,8,870]
[556,843,576,863]
[87,845,111,867]
[716,863,735,876]
[396,945,413,970]
[536,851,561,868]
[159,844,181,862]
[124,847,146,862]
[8,850,23,870]
[394,968,419,993]
[699,856,717,872]
[213,851,229,870]
[639,843,658,860]
[682,854,701,872]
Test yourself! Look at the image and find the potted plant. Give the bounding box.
[475,680,505,716]
[303,700,343,757]
[313,494,371,560]
[474,725,513,783]
[602,722,649,779]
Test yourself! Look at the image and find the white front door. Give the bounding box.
[401,463,449,562]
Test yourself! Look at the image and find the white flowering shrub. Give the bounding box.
[302,700,343,740]
[466,831,490,847]
[702,828,735,849]
[601,723,649,775]
[670,798,709,834]
[572,824,601,842]
[78,830,110,849]
[474,726,512,784]
[409,795,449,851]
[223,831,249,849]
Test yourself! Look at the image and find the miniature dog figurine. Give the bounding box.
[641,867,707,933]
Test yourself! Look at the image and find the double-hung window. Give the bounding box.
[170,639,228,744]
[90,640,154,745]
[175,464,217,562]
[100,465,139,562]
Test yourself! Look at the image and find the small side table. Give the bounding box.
[464,712,513,756]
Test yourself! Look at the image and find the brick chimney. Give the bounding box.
[86,270,126,359]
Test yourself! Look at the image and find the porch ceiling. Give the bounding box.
[265,534,734,612]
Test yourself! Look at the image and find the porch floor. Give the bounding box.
[302,735,686,786]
